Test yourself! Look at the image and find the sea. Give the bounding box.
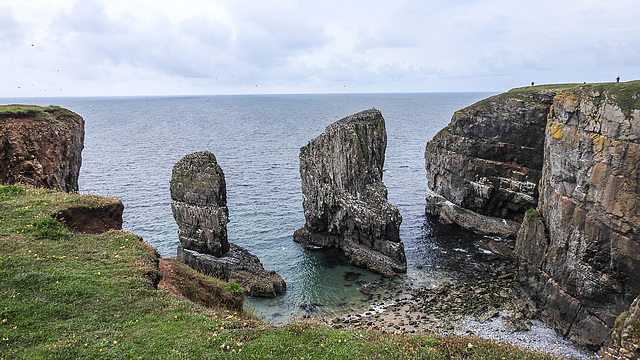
[1,93,595,358]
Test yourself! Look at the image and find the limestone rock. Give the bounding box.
[602,296,640,360]
[294,109,406,276]
[0,105,84,192]
[170,151,286,297]
[424,88,565,238]
[515,82,640,349]
[170,151,229,257]
[177,244,286,298]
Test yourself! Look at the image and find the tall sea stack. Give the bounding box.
[0,105,84,192]
[294,109,406,276]
[171,151,286,298]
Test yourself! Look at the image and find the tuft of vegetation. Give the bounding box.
[0,185,26,201]
[524,208,543,222]
[0,185,558,359]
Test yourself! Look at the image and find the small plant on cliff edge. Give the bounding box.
[226,281,243,296]
[524,208,543,222]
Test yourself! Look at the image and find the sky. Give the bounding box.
[1,0,639,97]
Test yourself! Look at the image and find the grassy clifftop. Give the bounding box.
[0,185,556,359]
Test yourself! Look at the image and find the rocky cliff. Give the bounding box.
[0,105,84,192]
[602,295,640,360]
[424,87,572,238]
[293,109,406,276]
[515,82,640,349]
[171,151,286,298]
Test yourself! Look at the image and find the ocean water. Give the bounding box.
[2,93,495,321]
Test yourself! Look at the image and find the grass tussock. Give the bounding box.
[0,185,558,359]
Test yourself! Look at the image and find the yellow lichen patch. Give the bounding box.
[589,133,608,152]
[549,122,565,139]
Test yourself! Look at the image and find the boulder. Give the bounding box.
[293,109,406,276]
[0,105,83,192]
[170,151,286,297]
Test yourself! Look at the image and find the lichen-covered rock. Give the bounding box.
[170,151,229,257]
[515,82,640,349]
[170,151,286,297]
[424,87,569,238]
[293,109,406,276]
[0,105,83,192]
[602,295,640,360]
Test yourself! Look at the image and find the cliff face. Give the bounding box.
[0,105,84,192]
[602,295,640,360]
[515,82,640,348]
[424,88,566,238]
[171,152,286,298]
[294,109,406,276]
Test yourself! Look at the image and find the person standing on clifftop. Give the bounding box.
[617,76,620,83]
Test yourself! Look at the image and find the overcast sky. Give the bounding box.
[1,0,638,97]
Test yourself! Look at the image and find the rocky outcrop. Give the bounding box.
[171,151,285,298]
[0,105,84,192]
[293,109,406,276]
[424,87,569,238]
[515,82,640,349]
[602,295,640,360]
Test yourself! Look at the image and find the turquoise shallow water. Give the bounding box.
[1,93,495,322]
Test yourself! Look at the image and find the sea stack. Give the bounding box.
[171,151,286,298]
[294,109,406,276]
[0,105,84,192]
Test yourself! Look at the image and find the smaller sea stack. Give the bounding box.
[171,151,286,298]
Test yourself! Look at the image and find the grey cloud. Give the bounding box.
[0,7,23,45]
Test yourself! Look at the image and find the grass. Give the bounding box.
[0,185,559,359]
[560,80,640,119]
[466,83,579,111]
[0,105,76,122]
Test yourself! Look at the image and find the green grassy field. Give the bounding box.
[0,185,557,359]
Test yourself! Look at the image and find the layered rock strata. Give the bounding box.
[171,151,285,297]
[0,105,84,192]
[293,109,406,276]
[601,295,640,360]
[424,88,567,238]
[515,82,640,349]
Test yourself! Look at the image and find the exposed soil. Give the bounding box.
[53,202,124,234]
